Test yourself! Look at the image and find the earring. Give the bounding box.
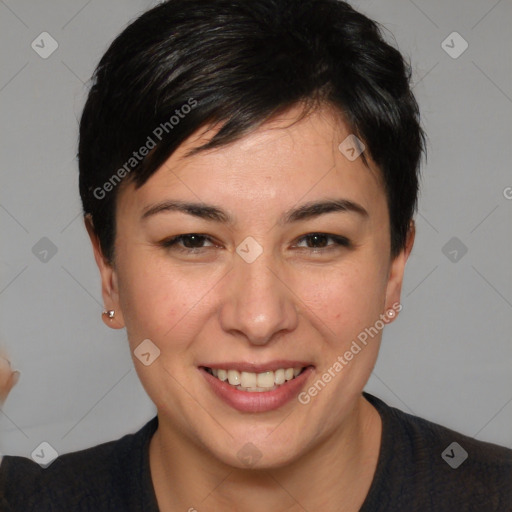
[102,309,115,319]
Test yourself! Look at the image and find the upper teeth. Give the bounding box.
[211,367,303,391]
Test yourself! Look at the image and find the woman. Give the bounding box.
[1,0,511,510]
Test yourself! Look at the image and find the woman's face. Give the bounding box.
[91,105,411,468]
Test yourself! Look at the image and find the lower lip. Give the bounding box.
[200,366,314,413]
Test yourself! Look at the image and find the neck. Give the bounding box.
[149,395,382,512]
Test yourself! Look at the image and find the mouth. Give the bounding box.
[203,366,307,392]
[199,362,314,413]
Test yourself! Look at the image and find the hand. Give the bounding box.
[0,352,20,406]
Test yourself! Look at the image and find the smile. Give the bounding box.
[200,363,314,412]
[204,367,305,392]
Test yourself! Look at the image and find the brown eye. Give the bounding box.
[295,233,350,250]
[161,234,215,250]
[179,234,208,248]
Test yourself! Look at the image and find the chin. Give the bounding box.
[198,424,312,470]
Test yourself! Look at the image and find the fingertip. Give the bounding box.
[12,370,20,387]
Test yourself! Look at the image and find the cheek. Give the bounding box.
[116,254,224,350]
[297,259,388,334]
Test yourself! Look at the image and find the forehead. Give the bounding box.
[118,106,386,219]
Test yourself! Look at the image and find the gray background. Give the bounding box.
[1,0,511,460]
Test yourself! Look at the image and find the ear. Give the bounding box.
[84,215,125,329]
[384,220,415,322]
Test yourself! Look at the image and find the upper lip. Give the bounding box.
[199,361,314,373]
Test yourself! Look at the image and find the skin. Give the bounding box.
[0,352,19,406]
[86,104,414,511]
[0,350,20,466]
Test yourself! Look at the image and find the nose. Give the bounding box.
[219,252,299,346]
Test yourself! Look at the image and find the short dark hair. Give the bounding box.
[78,0,425,263]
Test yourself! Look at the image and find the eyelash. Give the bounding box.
[159,233,351,254]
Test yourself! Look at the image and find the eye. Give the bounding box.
[294,233,351,251]
[160,233,218,252]
[159,232,350,255]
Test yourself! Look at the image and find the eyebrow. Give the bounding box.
[140,198,368,224]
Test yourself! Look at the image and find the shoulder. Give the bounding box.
[363,393,512,512]
[0,417,158,512]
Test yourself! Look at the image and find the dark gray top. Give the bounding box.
[1,393,511,511]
